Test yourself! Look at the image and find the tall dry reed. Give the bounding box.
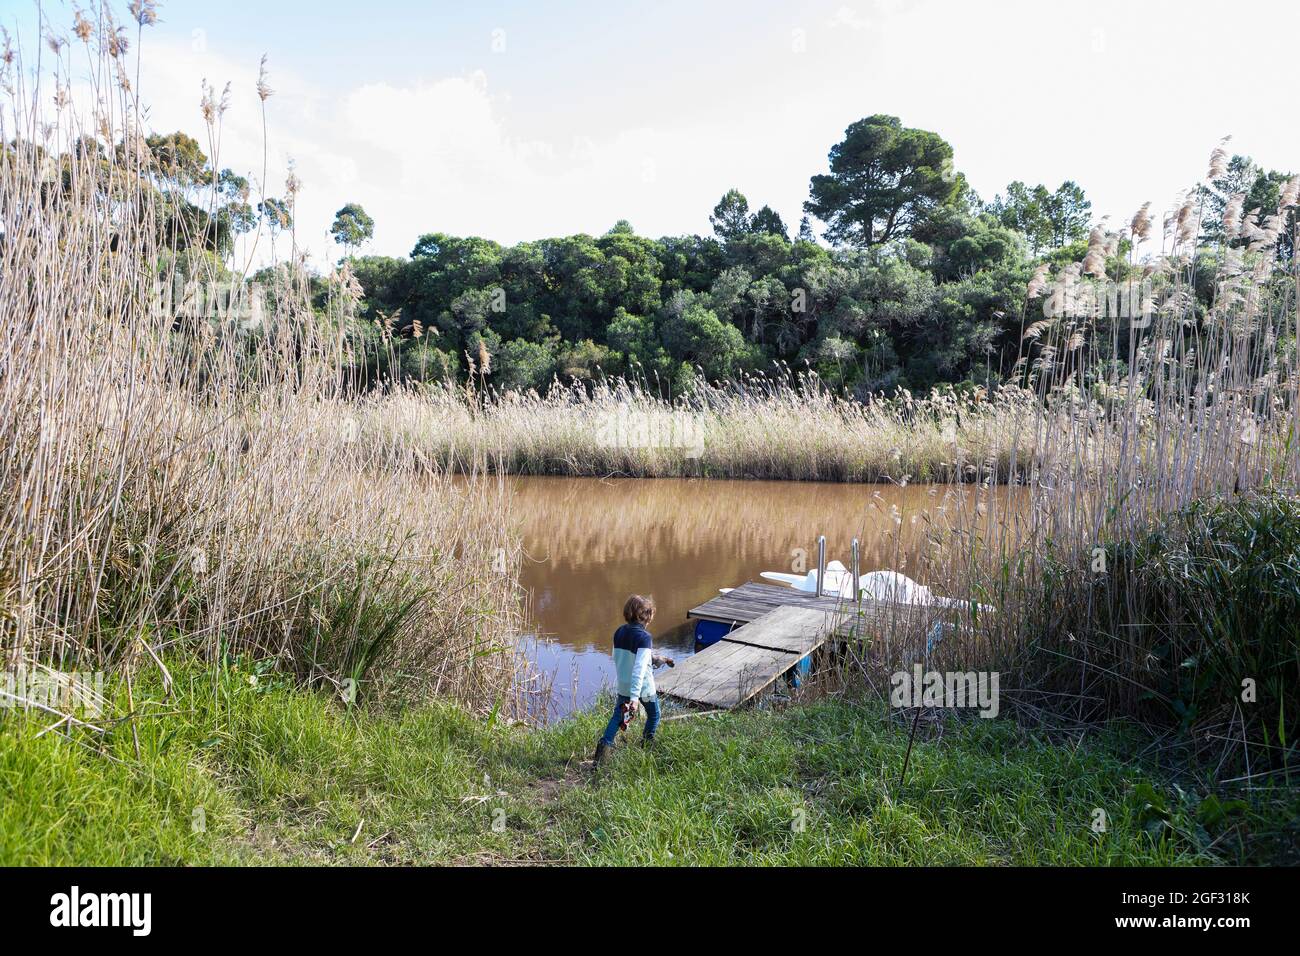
[357,373,1050,483]
[0,8,530,715]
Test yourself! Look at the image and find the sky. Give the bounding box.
[7,0,1300,266]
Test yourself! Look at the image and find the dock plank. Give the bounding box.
[656,641,795,709]
[689,581,896,630]
[658,605,836,708]
[687,581,843,624]
[715,604,833,654]
[666,580,975,709]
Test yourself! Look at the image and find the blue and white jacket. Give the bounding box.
[612,622,656,701]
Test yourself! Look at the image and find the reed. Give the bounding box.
[882,154,1300,771]
[0,9,529,714]
[357,374,1049,483]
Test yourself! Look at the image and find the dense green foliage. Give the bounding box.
[5,661,1287,865]
[986,179,1091,255]
[1056,491,1300,764]
[79,115,1290,401]
[346,120,1035,396]
[349,199,1029,397]
[342,116,1293,399]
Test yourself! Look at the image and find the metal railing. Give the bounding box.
[851,537,861,610]
[815,535,826,598]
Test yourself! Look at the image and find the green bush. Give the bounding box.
[1142,492,1300,756]
[1054,491,1300,768]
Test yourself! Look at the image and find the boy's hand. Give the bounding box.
[627,699,639,715]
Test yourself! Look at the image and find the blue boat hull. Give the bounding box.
[693,619,733,649]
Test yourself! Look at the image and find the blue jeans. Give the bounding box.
[601,695,660,745]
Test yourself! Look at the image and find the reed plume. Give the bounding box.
[0,10,533,716]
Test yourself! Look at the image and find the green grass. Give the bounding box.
[0,662,1292,865]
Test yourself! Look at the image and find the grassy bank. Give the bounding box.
[3,661,1293,866]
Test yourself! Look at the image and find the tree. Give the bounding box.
[215,169,256,242]
[537,234,610,341]
[349,255,408,326]
[144,131,209,195]
[707,266,753,328]
[141,131,254,256]
[1041,181,1090,250]
[258,196,293,251]
[331,202,375,254]
[710,189,752,241]
[656,234,725,297]
[596,229,665,316]
[658,290,750,380]
[749,205,788,239]
[606,307,670,379]
[493,338,556,391]
[988,180,1090,255]
[987,181,1044,251]
[914,207,1025,280]
[557,339,616,381]
[742,274,789,345]
[804,115,962,247]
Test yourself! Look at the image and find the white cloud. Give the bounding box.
[112,40,754,261]
[828,7,873,32]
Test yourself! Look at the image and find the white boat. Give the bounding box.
[761,563,992,613]
[760,560,854,596]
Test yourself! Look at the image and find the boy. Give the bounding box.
[593,594,672,765]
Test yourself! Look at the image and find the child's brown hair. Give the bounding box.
[623,594,656,625]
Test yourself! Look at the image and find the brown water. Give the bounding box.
[513,476,1013,715]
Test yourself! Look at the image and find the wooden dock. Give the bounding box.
[650,574,863,712]
[657,599,840,709]
[660,576,979,709]
[685,580,897,632]
[658,581,909,709]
